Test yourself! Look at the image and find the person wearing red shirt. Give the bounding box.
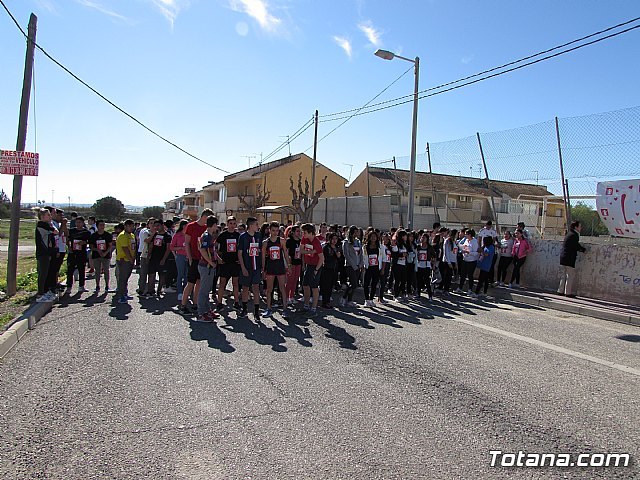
[179,209,213,313]
[300,223,324,315]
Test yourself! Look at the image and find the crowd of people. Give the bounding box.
[34,206,588,322]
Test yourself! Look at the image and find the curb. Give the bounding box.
[0,301,53,360]
[492,290,640,327]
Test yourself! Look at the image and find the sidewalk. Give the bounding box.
[490,285,640,326]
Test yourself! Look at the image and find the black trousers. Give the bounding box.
[459,261,477,291]
[47,252,65,291]
[67,253,87,287]
[406,264,417,294]
[363,267,379,300]
[378,269,389,301]
[37,255,51,295]
[476,269,490,294]
[343,266,360,301]
[416,267,432,297]
[320,267,336,305]
[392,264,407,297]
[441,262,453,292]
[497,256,512,283]
[489,253,498,283]
[510,257,527,284]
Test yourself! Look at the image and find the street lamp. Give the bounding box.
[375,49,420,230]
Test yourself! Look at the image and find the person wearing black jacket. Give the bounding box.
[558,220,587,298]
[320,233,341,309]
[35,209,57,302]
[66,216,91,293]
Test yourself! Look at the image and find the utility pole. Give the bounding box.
[310,110,319,202]
[7,13,37,296]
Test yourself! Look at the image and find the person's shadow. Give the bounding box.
[271,315,313,347]
[189,321,235,353]
[222,315,287,352]
[312,315,357,350]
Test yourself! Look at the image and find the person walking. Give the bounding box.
[557,220,587,298]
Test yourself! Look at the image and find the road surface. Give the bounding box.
[0,278,638,479]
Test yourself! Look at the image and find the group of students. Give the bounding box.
[34,205,537,322]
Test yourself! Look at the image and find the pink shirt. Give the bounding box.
[171,231,187,256]
[512,238,532,259]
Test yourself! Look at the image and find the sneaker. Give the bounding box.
[263,308,273,318]
[513,283,521,289]
[233,302,242,311]
[36,294,50,303]
[238,310,248,318]
[347,301,357,308]
[469,292,478,299]
[178,304,189,313]
[302,304,310,311]
[164,287,177,293]
[207,310,220,320]
[308,308,317,316]
[339,297,346,307]
[177,293,183,301]
[106,286,115,293]
[427,296,433,302]
[253,312,261,322]
[379,298,387,304]
[454,288,464,294]
[118,296,128,304]
[194,314,214,323]
[190,305,198,313]
[466,290,474,296]
[485,295,495,301]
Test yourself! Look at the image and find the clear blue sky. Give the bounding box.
[1,0,638,206]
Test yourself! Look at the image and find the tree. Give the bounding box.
[142,206,165,220]
[0,189,10,219]
[289,173,327,223]
[238,183,271,219]
[570,202,609,236]
[92,196,126,221]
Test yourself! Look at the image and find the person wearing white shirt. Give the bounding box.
[455,229,479,296]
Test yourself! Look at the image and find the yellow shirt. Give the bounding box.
[116,231,136,261]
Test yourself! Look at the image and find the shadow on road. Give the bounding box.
[189,321,235,353]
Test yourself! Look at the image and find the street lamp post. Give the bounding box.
[375,49,420,230]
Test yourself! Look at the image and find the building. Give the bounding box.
[223,153,347,224]
[346,166,566,235]
[164,153,347,224]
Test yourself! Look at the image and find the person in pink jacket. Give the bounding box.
[509,229,532,288]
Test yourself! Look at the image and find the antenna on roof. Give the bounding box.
[343,163,354,183]
[241,155,256,168]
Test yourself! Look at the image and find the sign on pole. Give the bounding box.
[1,150,39,176]
[596,179,640,238]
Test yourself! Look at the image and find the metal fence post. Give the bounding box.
[555,117,571,228]
[477,132,499,232]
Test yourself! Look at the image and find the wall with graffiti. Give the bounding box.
[521,239,640,306]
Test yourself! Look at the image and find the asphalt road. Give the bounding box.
[1,274,638,479]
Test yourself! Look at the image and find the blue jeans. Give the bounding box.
[175,254,188,295]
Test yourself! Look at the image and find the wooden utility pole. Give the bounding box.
[366,162,372,227]
[7,13,37,296]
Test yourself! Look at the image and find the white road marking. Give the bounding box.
[453,317,640,377]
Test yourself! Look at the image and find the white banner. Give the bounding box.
[596,179,640,238]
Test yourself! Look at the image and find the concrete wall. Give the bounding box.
[523,240,640,306]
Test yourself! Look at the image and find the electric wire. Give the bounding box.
[320,16,640,120]
[304,64,413,152]
[320,23,640,124]
[0,0,230,174]
[260,116,315,164]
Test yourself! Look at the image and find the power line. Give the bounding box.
[0,0,230,174]
[320,23,640,123]
[304,64,414,152]
[260,116,314,164]
[320,16,640,120]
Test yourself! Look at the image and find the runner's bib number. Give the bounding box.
[294,247,301,259]
[368,254,379,267]
[304,244,315,255]
[227,238,237,253]
[97,239,107,251]
[418,252,428,262]
[73,240,83,251]
[269,246,281,260]
[385,252,391,263]
[249,242,259,257]
[154,236,163,247]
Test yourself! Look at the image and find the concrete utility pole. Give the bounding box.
[7,13,37,296]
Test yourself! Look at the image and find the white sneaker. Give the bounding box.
[177,293,183,301]
[339,297,346,307]
[164,287,177,293]
[513,283,521,289]
[347,301,357,308]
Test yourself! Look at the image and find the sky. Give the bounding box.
[0,0,639,207]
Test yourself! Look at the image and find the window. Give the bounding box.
[447,198,457,209]
[459,196,469,202]
[390,195,401,206]
[555,208,563,217]
[418,196,432,207]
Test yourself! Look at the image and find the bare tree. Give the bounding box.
[238,183,271,218]
[289,173,327,222]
